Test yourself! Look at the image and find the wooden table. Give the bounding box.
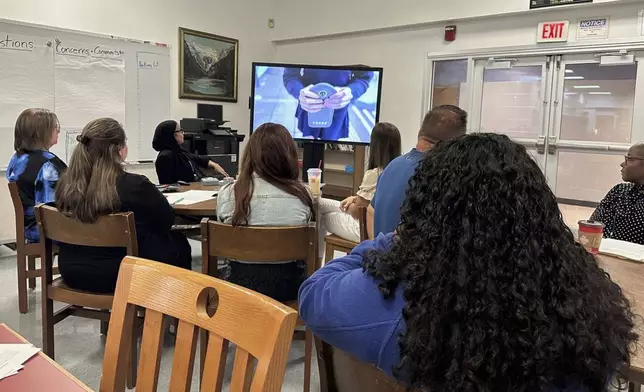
[597,254,644,383]
[0,323,92,392]
[172,183,220,217]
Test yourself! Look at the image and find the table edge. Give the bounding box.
[0,323,94,392]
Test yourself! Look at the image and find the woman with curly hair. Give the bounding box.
[299,133,637,392]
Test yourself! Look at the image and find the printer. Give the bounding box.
[180,105,245,177]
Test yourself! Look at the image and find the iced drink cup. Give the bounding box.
[307,168,322,197]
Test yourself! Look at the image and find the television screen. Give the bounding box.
[251,62,383,145]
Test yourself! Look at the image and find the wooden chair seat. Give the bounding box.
[49,278,114,310]
[36,204,140,388]
[325,234,357,251]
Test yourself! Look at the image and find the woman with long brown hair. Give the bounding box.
[56,118,192,293]
[217,122,314,301]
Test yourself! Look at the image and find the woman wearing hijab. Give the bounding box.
[153,120,229,184]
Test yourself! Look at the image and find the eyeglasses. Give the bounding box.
[624,155,644,164]
[174,129,184,134]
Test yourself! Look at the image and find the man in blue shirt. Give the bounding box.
[369,105,467,236]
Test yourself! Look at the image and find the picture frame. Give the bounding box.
[178,27,239,102]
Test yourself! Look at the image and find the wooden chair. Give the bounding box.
[100,256,298,392]
[315,337,406,392]
[323,206,369,263]
[35,204,139,388]
[8,182,60,313]
[201,220,317,392]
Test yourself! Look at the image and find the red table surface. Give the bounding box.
[0,324,92,392]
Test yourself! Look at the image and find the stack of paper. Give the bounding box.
[165,190,217,206]
[599,238,644,262]
[0,344,40,380]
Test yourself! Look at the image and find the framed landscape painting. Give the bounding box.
[179,27,239,102]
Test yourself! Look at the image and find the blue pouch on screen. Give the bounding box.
[308,83,337,129]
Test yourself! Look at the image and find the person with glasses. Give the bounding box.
[6,108,67,242]
[152,120,229,185]
[590,143,644,244]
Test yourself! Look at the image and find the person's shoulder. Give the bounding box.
[156,150,176,160]
[119,172,153,188]
[609,183,633,194]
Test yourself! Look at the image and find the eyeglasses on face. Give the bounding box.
[174,129,184,134]
[624,155,644,164]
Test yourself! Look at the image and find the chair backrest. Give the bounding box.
[100,257,299,392]
[315,337,406,392]
[201,220,317,276]
[8,182,26,247]
[35,204,138,283]
[358,206,368,242]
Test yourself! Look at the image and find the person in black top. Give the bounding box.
[55,118,192,293]
[152,120,229,184]
[591,142,644,245]
[6,108,67,242]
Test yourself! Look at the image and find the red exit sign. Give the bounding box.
[537,21,570,43]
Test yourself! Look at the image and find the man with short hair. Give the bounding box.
[368,105,468,237]
[590,142,644,244]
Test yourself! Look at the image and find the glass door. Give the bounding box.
[546,52,644,203]
[470,56,553,171]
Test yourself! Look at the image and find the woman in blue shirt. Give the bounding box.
[6,108,66,242]
[299,133,636,392]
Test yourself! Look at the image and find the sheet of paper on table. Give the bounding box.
[599,238,644,262]
[165,190,217,206]
[0,344,40,381]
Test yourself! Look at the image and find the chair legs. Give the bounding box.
[324,242,335,264]
[303,329,313,392]
[27,255,36,289]
[17,252,28,314]
[42,296,55,359]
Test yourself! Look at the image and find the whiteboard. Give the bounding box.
[0,18,171,166]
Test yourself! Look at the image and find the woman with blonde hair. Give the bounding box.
[6,108,66,242]
[56,118,191,293]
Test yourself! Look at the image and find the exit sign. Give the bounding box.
[537,21,570,43]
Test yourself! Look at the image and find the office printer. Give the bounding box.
[180,118,245,177]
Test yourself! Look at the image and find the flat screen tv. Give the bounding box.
[251,62,383,145]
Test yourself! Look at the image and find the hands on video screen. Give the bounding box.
[299,85,353,112]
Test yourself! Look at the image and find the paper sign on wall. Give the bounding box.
[537,21,570,43]
[577,17,609,40]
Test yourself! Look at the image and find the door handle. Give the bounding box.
[548,137,557,155]
[536,136,546,154]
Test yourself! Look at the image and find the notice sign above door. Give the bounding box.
[530,0,592,9]
[577,17,609,40]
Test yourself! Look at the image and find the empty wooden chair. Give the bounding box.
[315,337,406,392]
[8,182,59,313]
[201,220,317,392]
[323,206,369,263]
[35,204,139,387]
[100,256,298,392]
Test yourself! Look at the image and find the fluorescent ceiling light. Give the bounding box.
[565,69,574,74]
[589,92,612,95]
[565,76,584,80]
[573,85,601,89]
[564,92,578,95]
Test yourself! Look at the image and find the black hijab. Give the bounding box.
[153,120,182,152]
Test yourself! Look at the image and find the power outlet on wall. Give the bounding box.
[268,19,275,29]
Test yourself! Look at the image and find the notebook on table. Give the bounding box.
[599,238,644,263]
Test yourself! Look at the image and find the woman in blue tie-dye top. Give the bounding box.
[6,108,67,242]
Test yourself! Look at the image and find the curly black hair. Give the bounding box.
[363,133,637,392]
